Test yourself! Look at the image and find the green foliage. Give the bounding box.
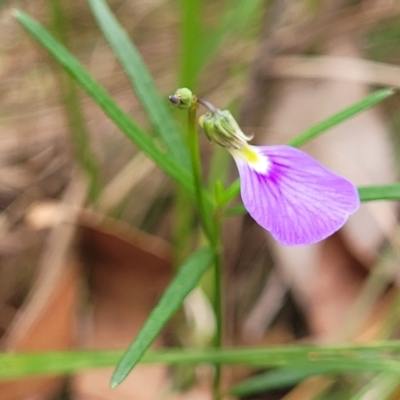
[14,10,194,196]
[288,88,395,148]
[88,0,190,169]
[111,247,214,388]
[3,341,400,381]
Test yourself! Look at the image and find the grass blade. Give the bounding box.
[87,0,189,169]
[0,351,122,380]
[110,247,214,388]
[3,341,400,381]
[14,10,193,194]
[288,87,395,148]
[358,184,400,202]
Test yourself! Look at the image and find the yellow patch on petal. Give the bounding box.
[241,145,260,163]
[229,145,270,174]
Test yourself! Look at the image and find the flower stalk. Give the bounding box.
[169,88,224,398]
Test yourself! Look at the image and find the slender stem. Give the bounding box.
[187,104,216,244]
[212,228,223,399]
[198,98,220,114]
[186,102,223,399]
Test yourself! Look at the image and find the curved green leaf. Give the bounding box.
[14,11,193,194]
[288,88,395,148]
[111,247,214,388]
[87,0,189,169]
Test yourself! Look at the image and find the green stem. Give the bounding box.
[212,231,223,399]
[179,0,201,90]
[187,104,216,244]
[187,103,223,399]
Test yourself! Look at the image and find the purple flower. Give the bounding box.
[229,145,359,246]
[198,108,360,246]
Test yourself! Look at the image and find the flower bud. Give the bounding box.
[168,87,196,109]
[198,109,253,149]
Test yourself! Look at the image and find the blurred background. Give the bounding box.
[1,0,400,399]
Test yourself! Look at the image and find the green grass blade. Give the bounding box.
[3,341,400,381]
[110,247,214,388]
[0,351,122,380]
[358,184,400,202]
[87,0,189,169]
[14,10,193,194]
[288,88,395,148]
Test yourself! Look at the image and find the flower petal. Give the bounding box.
[231,145,360,246]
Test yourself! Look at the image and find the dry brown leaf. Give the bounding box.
[0,261,80,400]
[0,176,86,400]
[72,214,173,400]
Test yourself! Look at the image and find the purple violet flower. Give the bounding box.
[229,144,359,246]
[199,109,360,246]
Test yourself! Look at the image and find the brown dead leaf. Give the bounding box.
[72,213,173,400]
[0,176,86,400]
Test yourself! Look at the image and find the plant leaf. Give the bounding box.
[87,0,189,169]
[288,87,395,147]
[358,184,400,202]
[3,341,400,381]
[110,247,214,388]
[14,11,193,194]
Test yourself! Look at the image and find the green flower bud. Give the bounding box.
[198,109,253,149]
[168,87,196,109]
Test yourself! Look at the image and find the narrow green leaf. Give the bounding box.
[358,184,400,202]
[3,341,400,381]
[14,11,192,194]
[220,179,240,206]
[288,88,395,148]
[111,247,214,388]
[225,203,246,217]
[87,0,189,169]
[223,88,395,204]
[0,351,122,380]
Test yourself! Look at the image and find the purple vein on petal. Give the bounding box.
[230,145,360,246]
